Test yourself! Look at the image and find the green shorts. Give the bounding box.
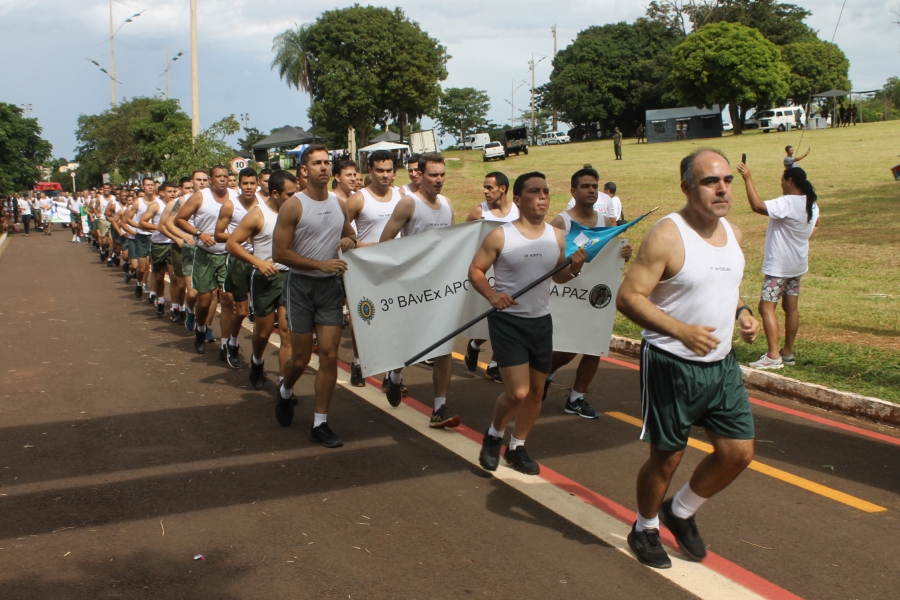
[111,228,122,244]
[639,341,754,451]
[192,249,227,294]
[171,244,184,278]
[151,242,173,272]
[251,269,287,317]
[284,272,344,334]
[181,244,195,278]
[224,255,253,302]
[96,219,111,237]
[123,237,135,256]
[133,234,152,259]
[487,311,553,373]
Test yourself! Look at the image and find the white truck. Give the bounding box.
[482,141,506,162]
[459,132,490,150]
[408,129,439,154]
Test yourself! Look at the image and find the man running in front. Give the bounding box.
[616,149,760,568]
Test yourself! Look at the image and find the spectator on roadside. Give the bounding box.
[18,196,32,236]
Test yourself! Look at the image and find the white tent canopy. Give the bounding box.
[358,140,409,152]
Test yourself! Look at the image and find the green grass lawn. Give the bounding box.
[397,121,900,401]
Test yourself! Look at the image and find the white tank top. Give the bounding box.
[228,196,256,252]
[481,201,519,223]
[99,196,114,219]
[356,187,402,244]
[194,188,236,255]
[134,198,152,236]
[493,222,560,318]
[288,191,346,277]
[251,202,289,271]
[558,209,603,232]
[150,198,171,244]
[400,194,452,237]
[642,213,745,363]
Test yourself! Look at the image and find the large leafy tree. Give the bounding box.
[160,116,240,181]
[670,22,790,133]
[540,20,680,135]
[781,40,851,105]
[0,103,52,194]
[434,88,490,148]
[275,6,448,145]
[238,127,266,154]
[130,99,192,173]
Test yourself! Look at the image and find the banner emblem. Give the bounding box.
[589,284,612,309]
[357,297,376,324]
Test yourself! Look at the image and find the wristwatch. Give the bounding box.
[569,265,580,278]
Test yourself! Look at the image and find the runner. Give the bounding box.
[105,191,124,268]
[257,168,272,202]
[96,183,115,263]
[399,153,421,197]
[271,145,358,448]
[616,148,759,569]
[125,178,155,300]
[175,166,238,354]
[544,167,633,417]
[139,181,178,318]
[227,173,237,190]
[225,169,295,391]
[215,167,260,368]
[471,171,587,475]
[169,172,207,331]
[157,177,195,324]
[463,171,519,383]
[116,195,138,285]
[378,153,459,427]
[67,193,84,242]
[331,159,358,203]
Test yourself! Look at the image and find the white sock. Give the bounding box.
[488,423,504,439]
[172,303,180,311]
[469,340,482,350]
[671,482,707,519]
[488,360,497,369]
[221,339,227,349]
[278,376,284,385]
[149,292,157,299]
[434,397,446,411]
[635,512,659,532]
[229,335,238,347]
[251,354,264,365]
[157,298,165,307]
[569,389,583,402]
[198,325,207,333]
[508,435,525,450]
[547,371,556,381]
[279,383,292,399]
[313,413,327,427]
[390,371,402,384]
[186,307,194,315]
[352,356,360,366]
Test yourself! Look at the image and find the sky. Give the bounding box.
[2,0,897,159]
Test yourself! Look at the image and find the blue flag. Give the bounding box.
[564,213,651,262]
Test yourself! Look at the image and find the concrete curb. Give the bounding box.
[609,335,900,426]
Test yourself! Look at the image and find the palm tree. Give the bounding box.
[271,24,316,137]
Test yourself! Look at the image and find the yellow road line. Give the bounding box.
[605,411,887,514]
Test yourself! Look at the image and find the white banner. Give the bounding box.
[342,220,626,376]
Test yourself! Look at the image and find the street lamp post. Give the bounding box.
[240,113,251,130]
[503,81,527,127]
[161,47,183,100]
[70,171,77,195]
[190,0,200,138]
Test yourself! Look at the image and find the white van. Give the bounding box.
[539,131,571,145]
[459,133,491,150]
[744,107,806,132]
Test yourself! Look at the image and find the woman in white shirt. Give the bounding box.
[737,164,820,370]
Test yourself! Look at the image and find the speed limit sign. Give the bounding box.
[230,157,249,173]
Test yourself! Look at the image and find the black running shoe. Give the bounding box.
[275,390,294,427]
[627,524,672,569]
[659,498,707,561]
[124,271,133,284]
[429,405,460,429]
[504,446,540,475]
[134,284,143,299]
[564,397,599,419]
[171,308,181,323]
[350,362,365,387]
[122,263,129,273]
[464,340,480,372]
[194,329,206,354]
[384,376,403,407]
[148,294,156,305]
[248,310,254,324]
[542,378,552,402]
[479,430,503,471]
[310,422,344,448]
[226,344,241,369]
[249,360,266,390]
[156,302,165,319]
[113,255,121,267]
[485,365,503,383]
[218,344,227,362]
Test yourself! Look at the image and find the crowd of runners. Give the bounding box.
[22,144,821,571]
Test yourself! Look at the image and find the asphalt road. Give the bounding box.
[1,229,898,599]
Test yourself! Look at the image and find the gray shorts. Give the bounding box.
[283,272,344,334]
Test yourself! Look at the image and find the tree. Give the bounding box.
[0,103,52,194]
[238,127,266,153]
[540,21,680,135]
[160,116,240,181]
[434,88,490,148]
[275,6,448,145]
[271,23,316,134]
[781,40,850,105]
[130,99,192,173]
[670,22,790,133]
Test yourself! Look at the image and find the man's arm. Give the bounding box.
[794,148,810,162]
[468,228,511,309]
[214,200,234,243]
[337,198,358,252]
[550,229,586,284]
[465,204,483,222]
[121,207,137,236]
[161,200,194,245]
[138,202,159,232]
[378,197,416,242]
[225,209,277,275]
[124,205,142,230]
[175,192,214,247]
[736,163,768,215]
[273,199,347,274]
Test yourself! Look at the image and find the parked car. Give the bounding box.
[459,133,491,150]
[538,131,571,145]
[482,141,505,162]
[499,127,529,156]
[744,107,806,132]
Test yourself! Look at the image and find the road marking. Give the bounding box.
[605,411,886,513]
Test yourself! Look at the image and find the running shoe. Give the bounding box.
[248,308,254,324]
[185,312,196,332]
[134,284,143,299]
[479,430,503,471]
[226,344,241,369]
[156,302,165,319]
[113,255,121,267]
[659,498,707,562]
[205,329,215,343]
[218,344,227,362]
[193,329,206,354]
[627,524,671,569]
[310,422,344,448]
[423,358,435,366]
[350,362,365,387]
[124,271,133,284]
[780,350,796,366]
[384,376,403,407]
[565,396,599,419]
[249,360,266,390]
[148,294,156,305]
[464,340,481,372]
[170,308,181,323]
[122,263,129,273]
[275,389,294,427]
[503,445,540,475]
[485,365,503,383]
[749,353,783,370]
[381,373,408,395]
[429,405,460,429]
[542,378,552,402]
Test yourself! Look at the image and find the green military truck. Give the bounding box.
[499,127,529,157]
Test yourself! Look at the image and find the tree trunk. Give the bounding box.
[400,113,406,143]
[729,103,743,135]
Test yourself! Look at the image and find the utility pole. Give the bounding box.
[20,104,33,118]
[165,46,169,99]
[551,24,558,132]
[109,0,116,107]
[527,53,546,145]
[190,0,200,138]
